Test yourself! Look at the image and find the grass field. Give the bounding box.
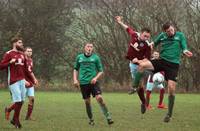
[0,90,200,131]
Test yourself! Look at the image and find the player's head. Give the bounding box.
[152,51,159,60]
[84,43,93,56]
[162,22,175,37]
[140,28,151,41]
[11,36,24,51]
[24,47,33,58]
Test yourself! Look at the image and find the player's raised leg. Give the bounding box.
[128,62,138,94]
[134,60,154,113]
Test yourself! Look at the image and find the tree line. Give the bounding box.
[0,0,199,92]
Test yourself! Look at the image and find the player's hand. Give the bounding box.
[115,16,122,23]
[149,42,154,50]
[73,80,80,88]
[33,78,38,85]
[132,58,138,63]
[25,81,30,87]
[184,50,193,57]
[9,58,16,64]
[90,78,97,85]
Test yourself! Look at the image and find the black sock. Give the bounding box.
[86,103,93,120]
[137,88,146,105]
[168,95,175,117]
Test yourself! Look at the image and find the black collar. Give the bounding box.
[84,53,92,57]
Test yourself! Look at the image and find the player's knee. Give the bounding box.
[84,99,91,105]
[28,97,34,104]
[168,83,175,89]
[168,86,175,95]
[138,63,145,71]
[168,89,175,95]
[168,80,176,91]
[31,98,34,105]
[96,95,103,104]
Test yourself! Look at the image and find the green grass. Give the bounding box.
[0,91,200,131]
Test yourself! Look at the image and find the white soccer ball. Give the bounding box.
[152,72,164,84]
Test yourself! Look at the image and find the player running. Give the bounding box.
[73,43,114,125]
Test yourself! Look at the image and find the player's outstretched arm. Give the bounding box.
[115,16,128,29]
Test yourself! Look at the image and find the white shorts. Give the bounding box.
[9,79,26,102]
[129,62,138,79]
[26,87,35,97]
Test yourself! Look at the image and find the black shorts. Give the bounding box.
[80,82,102,99]
[150,59,179,82]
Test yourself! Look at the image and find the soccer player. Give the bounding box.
[115,16,151,114]
[24,47,38,120]
[151,51,159,60]
[73,43,114,125]
[0,36,34,128]
[146,71,167,109]
[4,47,38,122]
[132,22,193,122]
[146,51,167,110]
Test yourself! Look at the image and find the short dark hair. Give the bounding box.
[25,47,32,51]
[162,22,173,31]
[141,28,151,33]
[11,36,23,44]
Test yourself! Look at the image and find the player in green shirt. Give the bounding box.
[132,22,193,122]
[73,43,114,125]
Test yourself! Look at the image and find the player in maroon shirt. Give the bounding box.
[24,47,38,120]
[0,36,34,128]
[4,47,38,122]
[115,16,151,114]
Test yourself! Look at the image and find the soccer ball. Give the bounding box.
[152,72,164,84]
